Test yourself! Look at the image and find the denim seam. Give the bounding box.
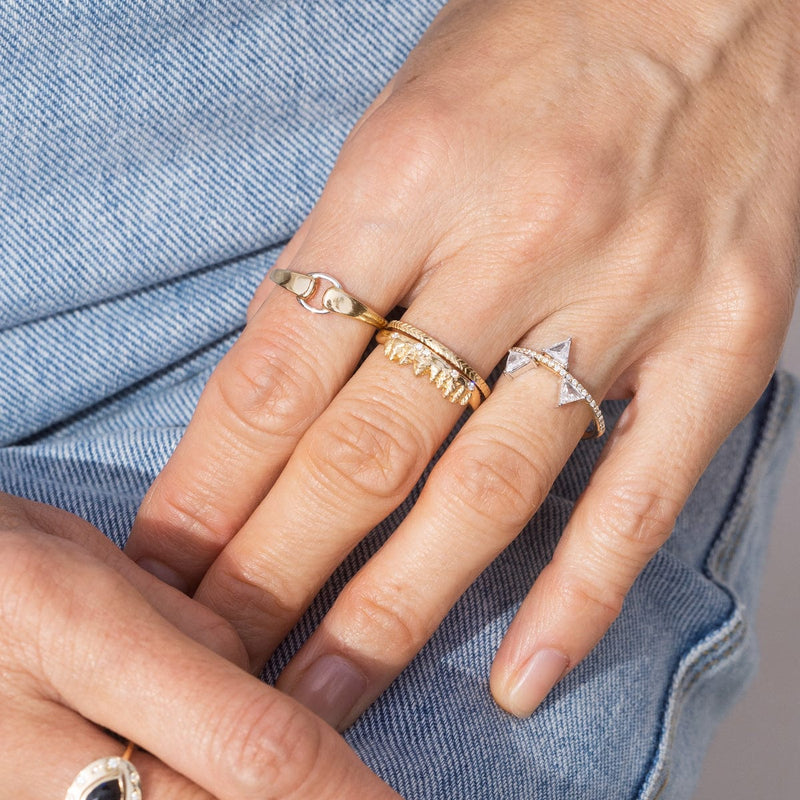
[636,371,797,800]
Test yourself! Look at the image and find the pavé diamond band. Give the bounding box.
[504,338,605,438]
[376,321,490,410]
[65,741,142,800]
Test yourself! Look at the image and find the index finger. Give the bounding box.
[125,195,426,593]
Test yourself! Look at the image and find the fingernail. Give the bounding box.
[290,654,368,730]
[135,557,190,593]
[505,649,569,718]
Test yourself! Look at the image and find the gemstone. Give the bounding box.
[504,350,533,375]
[544,339,572,367]
[86,779,122,800]
[559,380,584,406]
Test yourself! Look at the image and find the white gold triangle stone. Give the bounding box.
[544,338,571,367]
[559,380,584,406]
[504,349,534,376]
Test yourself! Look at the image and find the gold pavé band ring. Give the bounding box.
[269,268,388,329]
[376,321,490,410]
[504,338,605,438]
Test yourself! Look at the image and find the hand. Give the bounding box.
[125,0,800,728]
[0,494,399,799]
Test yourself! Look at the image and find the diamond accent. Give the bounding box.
[559,380,584,406]
[504,349,534,376]
[65,757,141,800]
[505,342,606,437]
[544,338,571,367]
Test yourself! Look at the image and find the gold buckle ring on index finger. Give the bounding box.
[269,268,388,329]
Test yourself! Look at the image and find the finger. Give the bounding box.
[489,353,752,717]
[125,149,440,593]
[4,699,213,799]
[272,327,618,729]
[126,84,413,592]
[4,530,399,800]
[4,494,247,669]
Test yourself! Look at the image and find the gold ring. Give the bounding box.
[376,321,490,410]
[269,268,388,329]
[65,741,142,800]
[504,338,605,438]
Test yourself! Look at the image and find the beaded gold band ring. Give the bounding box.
[65,741,142,800]
[504,338,605,438]
[269,268,388,329]
[376,321,490,410]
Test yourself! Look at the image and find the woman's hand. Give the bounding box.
[0,494,399,799]
[125,0,800,728]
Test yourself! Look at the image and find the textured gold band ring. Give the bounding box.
[269,268,388,329]
[504,338,605,438]
[65,741,142,800]
[376,321,490,410]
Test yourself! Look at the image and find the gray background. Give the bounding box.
[695,302,800,798]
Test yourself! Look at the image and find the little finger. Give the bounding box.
[490,352,757,717]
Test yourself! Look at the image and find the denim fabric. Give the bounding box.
[1,4,798,798]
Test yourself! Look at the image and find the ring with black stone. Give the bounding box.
[65,741,142,800]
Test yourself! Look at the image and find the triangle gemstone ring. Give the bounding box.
[504,338,605,438]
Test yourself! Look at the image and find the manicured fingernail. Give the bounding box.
[135,557,190,593]
[290,654,368,730]
[505,649,569,718]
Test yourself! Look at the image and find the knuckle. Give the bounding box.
[303,403,426,502]
[429,433,547,531]
[143,489,232,562]
[192,610,250,670]
[610,195,704,302]
[719,249,794,338]
[206,556,303,639]
[341,582,426,658]
[518,144,619,245]
[592,482,678,563]
[557,570,626,625]
[213,326,325,441]
[346,100,451,196]
[213,692,323,798]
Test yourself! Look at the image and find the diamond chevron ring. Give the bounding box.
[504,338,605,438]
[65,741,142,800]
[269,268,388,329]
[376,321,490,410]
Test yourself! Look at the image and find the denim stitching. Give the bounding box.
[637,372,798,799]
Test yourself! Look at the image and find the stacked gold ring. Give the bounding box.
[270,268,388,329]
[376,321,490,410]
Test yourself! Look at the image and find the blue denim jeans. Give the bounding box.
[1,3,798,798]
